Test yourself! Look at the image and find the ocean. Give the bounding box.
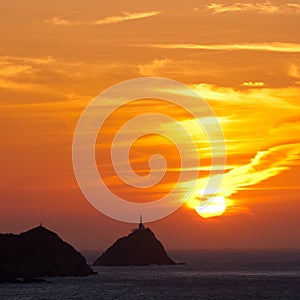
[0,250,299,299]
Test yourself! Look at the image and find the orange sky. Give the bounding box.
[1,0,300,250]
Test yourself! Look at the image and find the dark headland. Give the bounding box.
[0,225,95,283]
[93,218,176,266]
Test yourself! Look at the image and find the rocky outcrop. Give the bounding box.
[0,226,95,282]
[93,227,175,266]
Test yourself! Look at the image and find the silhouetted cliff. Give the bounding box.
[93,227,175,266]
[0,226,94,282]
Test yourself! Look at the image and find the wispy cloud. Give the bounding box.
[44,17,72,26]
[287,3,300,9]
[288,64,300,82]
[146,42,300,53]
[207,2,300,14]
[191,83,300,167]
[0,55,54,65]
[187,142,300,213]
[0,55,135,96]
[94,11,161,25]
[44,11,161,27]
[274,115,300,128]
[221,143,300,198]
[240,81,265,88]
[138,58,173,76]
[189,84,300,210]
[0,56,55,91]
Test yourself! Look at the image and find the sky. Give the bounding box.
[1,0,300,250]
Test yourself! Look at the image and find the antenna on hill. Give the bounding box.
[138,214,145,230]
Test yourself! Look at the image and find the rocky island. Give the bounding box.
[0,225,95,283]
[93,217,176,266]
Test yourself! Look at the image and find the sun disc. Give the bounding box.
[195,195,226,218]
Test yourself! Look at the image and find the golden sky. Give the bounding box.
[1,0,300,249]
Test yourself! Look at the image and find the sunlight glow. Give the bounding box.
[195,196,227,218]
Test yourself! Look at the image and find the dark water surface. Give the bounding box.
[1,250,299,299]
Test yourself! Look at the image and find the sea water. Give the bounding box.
[0,250,299,299]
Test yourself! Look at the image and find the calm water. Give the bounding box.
[0,250,299,299]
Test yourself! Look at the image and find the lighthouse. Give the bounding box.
[138,214,145,230]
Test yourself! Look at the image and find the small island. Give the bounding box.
[0,225,95,283]
[93,216,176,266]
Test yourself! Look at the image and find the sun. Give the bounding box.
[195,196,227,218]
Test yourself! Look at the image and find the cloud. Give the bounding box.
[138,58,172,76]
[94,11,161,25]
[240,81,265,88]
[288,64,300,80]
[196,84,300,152]
[221,143,300,198]
[0,64,32,78]
[44,11,161,27]
[0,55,54,65]
[44,17,72,26]
[0,56,55,91]
[0,55,136,97]
[0,56,54,80]
[94,81,300,216]
[207,2,300,14]
[138,58,221,80]
[146,42,300,53]
[287,3,300,9]
[189,83,300,175]
[274,115,300,128]
[186,142,300,215]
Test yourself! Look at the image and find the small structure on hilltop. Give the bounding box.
[138,214,145,230]
[93,215,176,266]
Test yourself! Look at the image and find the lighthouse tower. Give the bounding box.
[138,214,145,230]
